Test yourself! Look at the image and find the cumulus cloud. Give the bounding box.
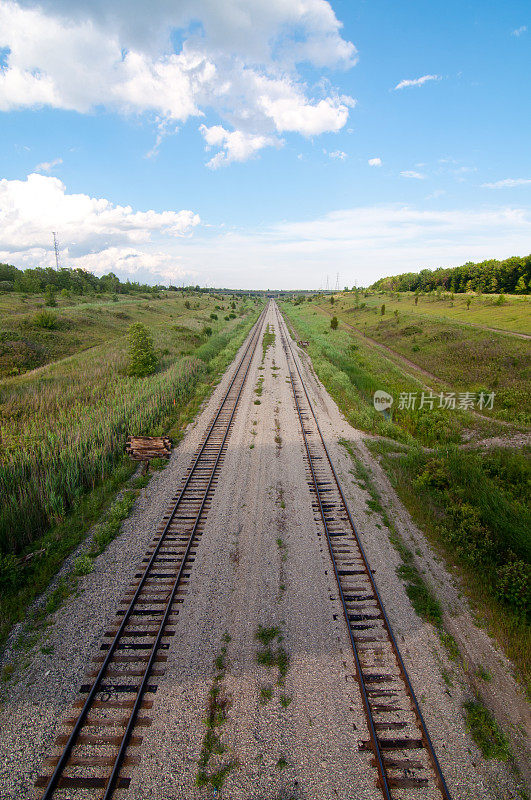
[0,0,357,164]
[368,157,382,166]
[400,170,426,179]
[0,173,199,273]
[482,178,531,188]
[200,125,280,168]
[34,157,63,173]
[394,74,440,90]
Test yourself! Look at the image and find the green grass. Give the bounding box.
[369,439,530,694]
[311,293,530,426]
[196,633,237,791]
[463,699,512,761]
[0,302,261,653]
[0,300,259,557]
[281,301,487,445]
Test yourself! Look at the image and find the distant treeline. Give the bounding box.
[370,254,530,294]
[0,263,168,295]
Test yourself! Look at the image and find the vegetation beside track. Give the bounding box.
[280,298,530,693]
[0,294,262,651]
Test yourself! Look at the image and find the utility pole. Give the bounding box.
[52,232,60,270]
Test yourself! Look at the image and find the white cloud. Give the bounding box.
[512,25,527,36]
[3,186,531,288]
[482,178,531,188]
[166,204,531,288]
[400,170,426,180]
[34,157,63,173]
[0,0,357,164]
[200,125,280,168]
[328,150,347,160]
[394,74,440,90]
[0,174,199,265]
[368,157,382,166]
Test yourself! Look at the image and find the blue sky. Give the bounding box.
[0,0,529,288]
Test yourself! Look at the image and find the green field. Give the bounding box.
[312,293,530,427]
[0,290,261,647]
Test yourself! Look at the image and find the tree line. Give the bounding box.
[0,263,164,295]
[370,254,530,294]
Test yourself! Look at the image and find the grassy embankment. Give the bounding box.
[0,291,262,649]
[281,297,530,693]
[316,292,530,427]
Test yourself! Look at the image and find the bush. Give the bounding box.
[32,310,59,330]
[202,326,213,337]
[127,322,159,377]
[210,313,218,320]
[44,284,57,307]
[495,556,530,614]
[330,316,338,330]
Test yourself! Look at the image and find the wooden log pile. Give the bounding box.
[126,436,173,471]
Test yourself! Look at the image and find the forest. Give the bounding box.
[370,253,530,294]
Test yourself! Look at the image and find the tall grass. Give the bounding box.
[0,312,256,555]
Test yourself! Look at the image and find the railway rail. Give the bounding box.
[275,302,452,800]
[35,305,268,799]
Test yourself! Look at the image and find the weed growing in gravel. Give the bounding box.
[259,686,273,703]
[262,324,275,362]
[276,538,288,563]
[196,632,237,791]
[255,625,289,684]
[463,699,511,761]
[73,555,93,576]
[280,693,292,708]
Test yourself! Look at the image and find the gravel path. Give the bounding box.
[0,302,526,799]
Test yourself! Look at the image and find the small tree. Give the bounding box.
[330,316,338,330]
[466,298,472,310]
[127,323,158,377]
[380,303,385,315]
[330,296,335,304]
[44,284,57,307]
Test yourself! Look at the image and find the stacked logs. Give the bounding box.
[126,436,173,472]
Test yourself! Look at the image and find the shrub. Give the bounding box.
[210,313,218,320]
[44,284,57,307]
[202,326,213,337]
[330,316,338,330]
[380,303,385,315]
[184,300,191,309]
[127,322,159,377]
[495,556,530,614]
[32,310,59,330]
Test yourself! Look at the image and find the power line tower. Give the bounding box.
[326,274,329,292]
[335,272,340,292]
[52,232,60,270]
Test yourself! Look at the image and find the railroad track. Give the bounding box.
[275,302,452,800]
[36,305,268,799]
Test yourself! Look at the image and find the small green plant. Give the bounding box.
[126,322,159,377]
[260,686,273,703]
[463,699,511,761]
[210,313,218,320]
[44,284,57,307]
[380,303,385,315]
[280,693,292,708]
[330,316,338,330]
[73,554,93,576]
[32,310,59,329]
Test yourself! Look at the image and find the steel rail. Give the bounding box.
[275,302,452,800]
[40,303,268,799]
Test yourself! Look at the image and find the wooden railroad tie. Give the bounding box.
[126,436,173,474]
